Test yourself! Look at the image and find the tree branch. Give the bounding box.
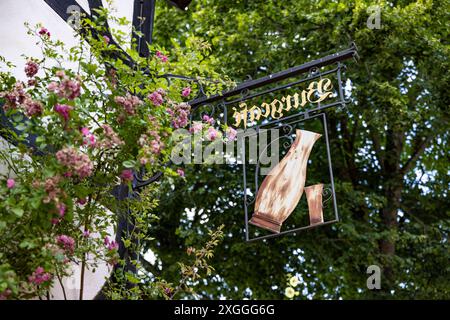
[400,135,434,175]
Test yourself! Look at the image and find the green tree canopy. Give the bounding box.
[145,0,449,299]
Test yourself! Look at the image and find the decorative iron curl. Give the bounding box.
[308,66,320,77]
[322,186,333,208]
[239,88,251,99]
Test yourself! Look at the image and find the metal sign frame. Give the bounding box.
[189,44,358,241]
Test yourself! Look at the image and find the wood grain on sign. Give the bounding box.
[249,129,322,233]
[305,183,324,225]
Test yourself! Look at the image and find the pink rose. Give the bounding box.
[120,169,134,183]
[57,203,66,217]
[206,127,219,141]
[156,51,168,62]
[54,104,72,122]
[56,234,75,253]
[6,178,15,189]
[202,115,215,125]
[80,127,96,146]
[38,27,50,38]
[28,266,52,285]
[182,87,191,97]
[177,168,185,177]
[27,79,37,87]
[226,127,237,141]
[55,70,65,78]
[190,121,203,134]
[56,147,93,179]
[24,60,39,78]
[23,99,43,117]
[148,91,164,106]
[47,81,58,92]
[48,73,81,100]
[104,236,119,250]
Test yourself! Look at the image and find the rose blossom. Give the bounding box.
[120,169,134,183]
[56,70,65,78]
[167,102,190,129]
[23,99,43,117]
[202,114,215,125]
[47,81,58,92]
[38,27,50,38]
[56,235,75,253]
[42,175,63,204]
[54,104,72,122]
[28,267,52,285]
[6,178,15,189]
[148,91,164,106]
[24,60,39,78]
[57,203,66,217]
[80,127,96,146]
[177,168,185,177]
[206,127,219,141]
[48,72,81,100]
[114,94,142,115]
[56,147,93,179]
[104,236,119,251]
[155,51,168,62]
[182,87,191,97]
[0,82,27,111]
[95,124,124,149]
[226,127,237,141]
[190,121,203,134]
[0,289,12,300]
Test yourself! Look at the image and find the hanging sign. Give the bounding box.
[188,44,358,241]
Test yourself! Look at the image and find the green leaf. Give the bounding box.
[11,207,24,217]
[15,124,27,131]
[122,160,136,168]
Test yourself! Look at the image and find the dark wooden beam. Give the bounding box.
[132,0,156,57]
[42,0,135,68]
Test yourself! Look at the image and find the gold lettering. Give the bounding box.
[231,78,334,128]
[261,102,271,118]
[300,91,308,107]
[270,99,284,119]
[282,94,297,111]
[307,78,334,103]
[306,81,318,103]
[319,78,333,93]
[232,106,242,127]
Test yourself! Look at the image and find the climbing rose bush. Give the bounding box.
[0,9,232,300]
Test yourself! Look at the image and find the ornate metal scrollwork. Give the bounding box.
[322,186,333,208]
